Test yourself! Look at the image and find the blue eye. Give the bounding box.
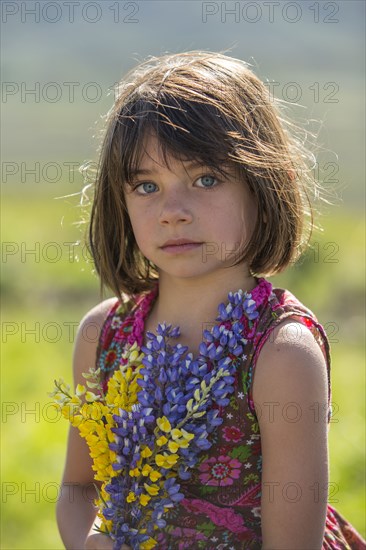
[135,182,158,195]
[196,174,218,188]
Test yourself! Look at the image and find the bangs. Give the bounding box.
[113,95,242,185]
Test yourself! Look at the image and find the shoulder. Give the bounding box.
[78,297,119,333]
[252,319,329,422]
[72,298,119,382]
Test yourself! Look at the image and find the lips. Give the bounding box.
[161,238,201,248]
[160,238,203,254]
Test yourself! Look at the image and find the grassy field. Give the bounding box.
[1,189,365,548]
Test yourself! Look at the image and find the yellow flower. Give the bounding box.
[140,538,158,549]
[144,483,159,496]
[97,517,113,534]
[141,446,153,458]
[129,349,140,362]
[126,491,137,503]
[61,404,73,420]
[166,453,179,467]
[181,428,194,441]
[156,436,168,446]
[94,454,109,469]
[139,494,151,506]
[149,470,162,482]
[70,414,83,427]
[168,427,194,450]
[89,402,105,421]
[70,395,82,405]
[51,392,67,404]
[95,424,109,438]
[168,440,179,453]
[78,419,97,436]
[85,391,99,402]
[61,400,83,422]
[105,424,116,443]
[129,467,140,477]
[155,453,179,469]
[156,416,171,433]
[89,440,109,457]
[124,367,133,382]
[141,464,153,476]
[171,428,183,440]
[112,370,123,383]
[76,384,86,396]
[105,364,142,412]
[85,434,99,446]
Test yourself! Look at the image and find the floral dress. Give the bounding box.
[96,277,365,549]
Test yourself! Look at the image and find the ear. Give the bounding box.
[288,169,296,181]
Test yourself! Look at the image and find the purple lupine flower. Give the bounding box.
[243,297,259,320]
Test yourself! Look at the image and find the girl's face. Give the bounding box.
[124,133,258,282]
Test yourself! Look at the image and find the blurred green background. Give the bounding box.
[1,1,365,548]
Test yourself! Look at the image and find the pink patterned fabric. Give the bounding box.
[96,278,365,549]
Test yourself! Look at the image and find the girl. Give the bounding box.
[56,51,365,549]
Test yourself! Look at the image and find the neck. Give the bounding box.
[146,267,258,335]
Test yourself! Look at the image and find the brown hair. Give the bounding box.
[87,50,328,301]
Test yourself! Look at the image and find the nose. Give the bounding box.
[158,185,193,226]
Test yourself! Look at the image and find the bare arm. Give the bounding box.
[252,320,329,549]
[56,298,122,550]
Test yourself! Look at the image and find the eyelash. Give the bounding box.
[131,173,222,195]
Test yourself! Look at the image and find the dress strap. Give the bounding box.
[95,297,135,378]
[95,286,158,388]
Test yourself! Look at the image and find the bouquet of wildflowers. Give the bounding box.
[50,288,261,550]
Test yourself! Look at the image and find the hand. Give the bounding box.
[84,532,131,550]
[84,533,113,549]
